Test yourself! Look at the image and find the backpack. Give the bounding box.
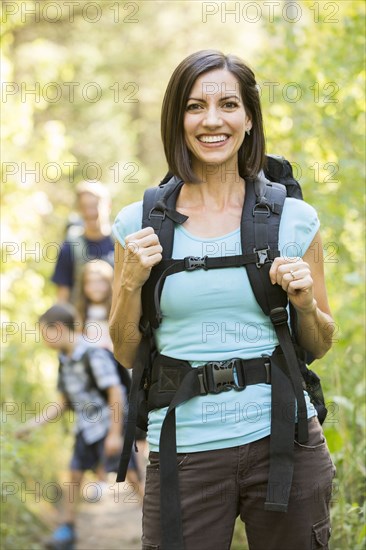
[116,155,327,548]
[58,347,131,408]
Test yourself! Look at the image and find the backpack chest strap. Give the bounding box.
[151,250,280,326]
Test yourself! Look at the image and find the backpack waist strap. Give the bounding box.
[147,353,272,411]
[156,346,300,548]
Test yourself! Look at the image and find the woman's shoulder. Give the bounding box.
[282,196,319,223]
[280,197,320,256]
[112,200,143,247]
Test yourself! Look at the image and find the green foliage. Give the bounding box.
[1,1,364,548]
[1,374,73,548]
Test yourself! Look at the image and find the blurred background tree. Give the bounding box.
[1,1,364,548]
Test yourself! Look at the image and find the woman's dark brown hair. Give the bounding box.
[161,49,265,183]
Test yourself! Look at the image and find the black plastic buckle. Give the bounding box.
[253,247,270,268]
[184,256,208,271]
[261,354,271,384]
[270,307,288,326]
[202,359,245,394]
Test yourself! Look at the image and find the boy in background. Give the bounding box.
[16,303,141,550]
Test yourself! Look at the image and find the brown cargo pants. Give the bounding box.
[142,417,336,550]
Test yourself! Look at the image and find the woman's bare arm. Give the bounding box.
[109,228,162,368]
[269,230,335,358]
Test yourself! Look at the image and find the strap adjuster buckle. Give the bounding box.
[254,247,270,268]
[261,354,272,384]
[270,307,288,326]
[149,207,166,220]
[184,256,208,271]
[253,201,271,217]
[201,359,245,394]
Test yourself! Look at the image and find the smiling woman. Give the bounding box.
[183,69,250,177]
[161,50,265,184]
[110,50,336,550]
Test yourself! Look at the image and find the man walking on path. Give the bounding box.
[52,181,115,304]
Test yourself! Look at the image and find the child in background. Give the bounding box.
[77,259,114,352]
[77,260,148,477]
[16,303,125,550]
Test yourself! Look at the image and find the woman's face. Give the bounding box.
[183,68,252,176]
[84,270,110,304]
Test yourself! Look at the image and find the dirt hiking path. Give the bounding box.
[75,481,142,550]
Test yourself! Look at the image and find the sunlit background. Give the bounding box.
[1,1,365,548]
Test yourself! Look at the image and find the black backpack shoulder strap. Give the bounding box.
[81,348,107,399]
[116,325,151,482]
[57,359,69,400]
[116,177,188,483]
[263,157,312,361]
[82,346,131,395]
[141,176,188,326]
[241,174,288,315]
[104,348,132,394]
[241,173,309,513]
[115,358,132,394]
[142,176,187,258]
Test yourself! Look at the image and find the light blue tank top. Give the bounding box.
[113,197,320,452]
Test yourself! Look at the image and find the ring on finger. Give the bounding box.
[290,270,296,280]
